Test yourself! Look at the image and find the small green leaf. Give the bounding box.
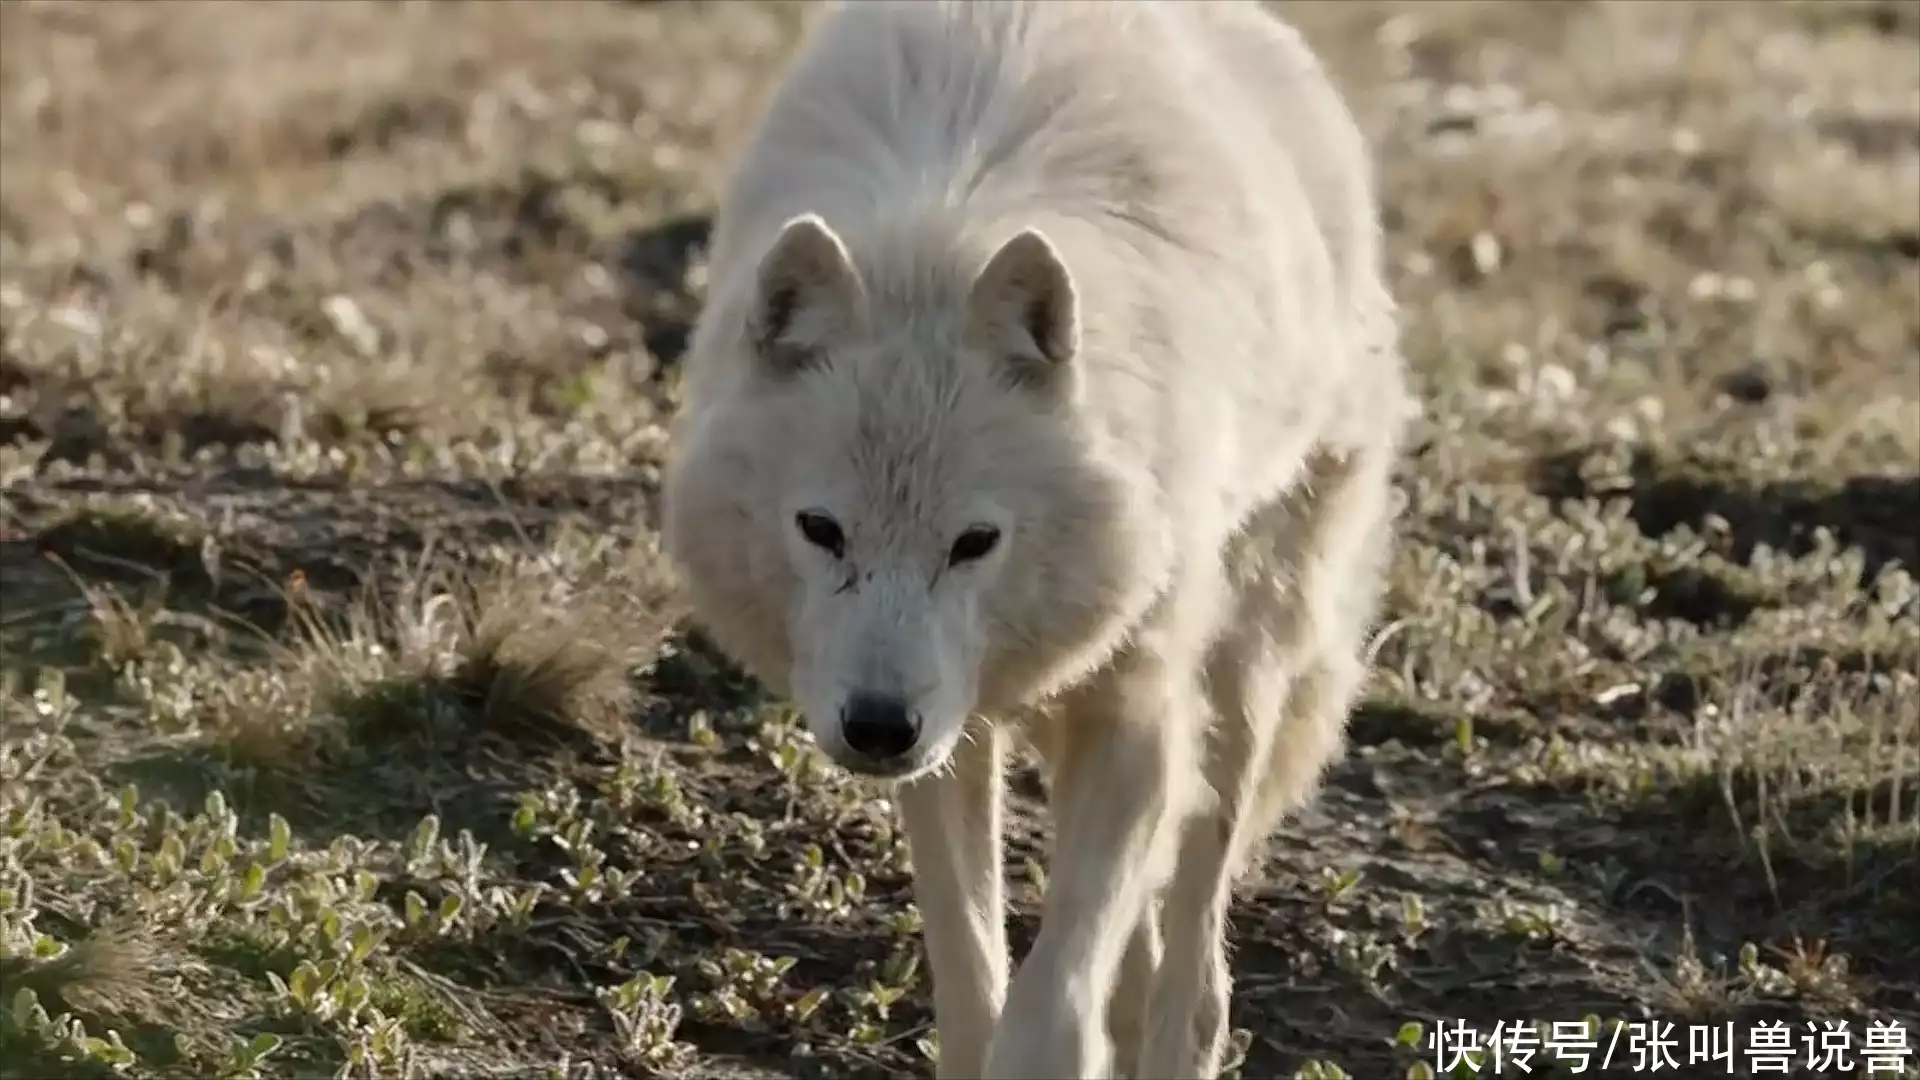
[408,814,440,866]
[267,814,291,864]
[791,985,830,1021]
[289,962,317,1004]
[348,924,381,965]
[246,1031,283,1063]
[11,987,45,1028]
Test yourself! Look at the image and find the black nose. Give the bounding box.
[840,693,920,761]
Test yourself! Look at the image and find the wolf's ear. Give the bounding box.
[965,227,1080,392]
[748,213,866,376]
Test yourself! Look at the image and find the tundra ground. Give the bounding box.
[1,1,1916,1077]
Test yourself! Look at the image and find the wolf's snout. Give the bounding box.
[840,692,921,762]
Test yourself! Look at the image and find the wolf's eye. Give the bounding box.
[948,525,1002,566]
[795,511,846,558]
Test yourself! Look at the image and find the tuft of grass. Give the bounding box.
[0,928,163,1024]
[438,556,680,747]
[276,539,685,756]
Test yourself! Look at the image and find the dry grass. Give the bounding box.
[1,0,1916,1076]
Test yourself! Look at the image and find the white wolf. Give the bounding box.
[659,1,1413,1076]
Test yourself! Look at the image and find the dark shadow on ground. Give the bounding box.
[617,211,713,367]
[1530,447,1920,584]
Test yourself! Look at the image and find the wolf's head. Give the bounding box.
[662,212,1147,782]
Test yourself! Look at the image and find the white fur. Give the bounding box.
[660,1,1415,1076]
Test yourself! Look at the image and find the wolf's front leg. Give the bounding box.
[896,721,1009,1079]
[986,657,1206,1080]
